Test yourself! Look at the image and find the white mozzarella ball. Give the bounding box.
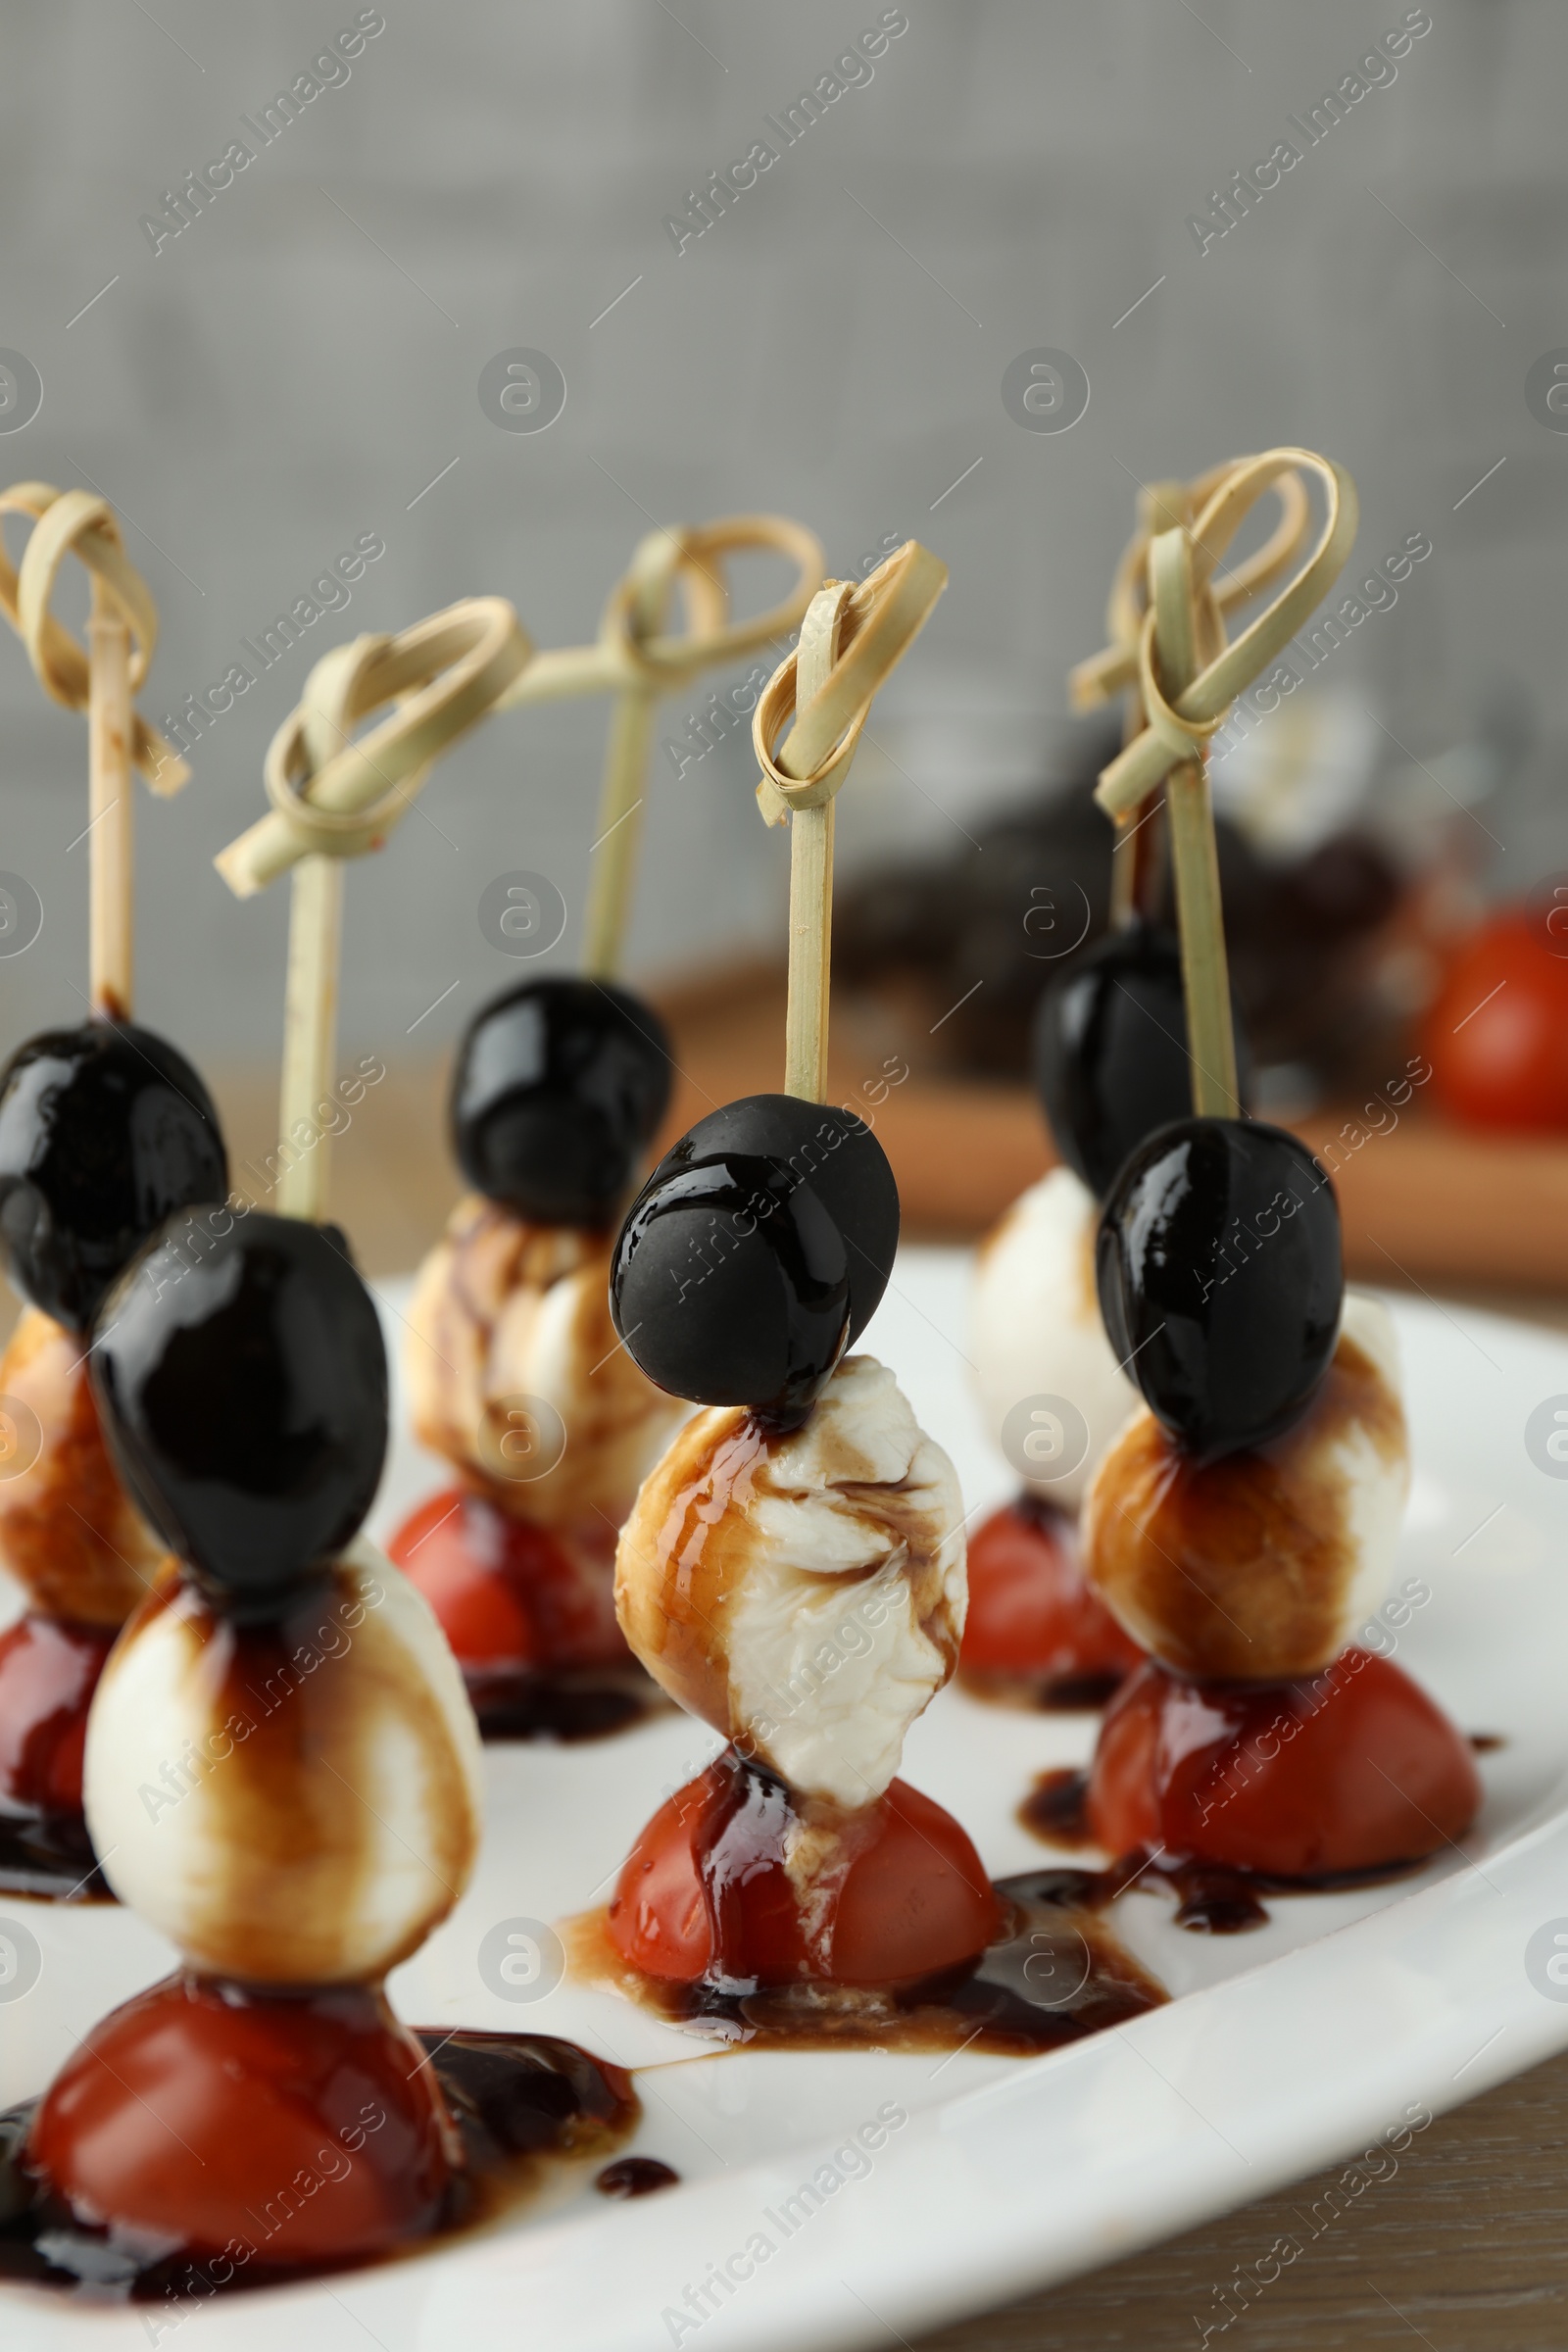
[973,1167,1139,1511]
[85,1541,483,1984]
[616,1355,965,1809]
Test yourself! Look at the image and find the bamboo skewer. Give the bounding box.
[86,583,134,1018]
[0,482,188,1025]
[491,514,822,714]
[581,683,658,978]
[1071,447,1362,1128]
[219,602,527,900]
[275,856,343,1222]
[1086,452,1358,825]
[528,514,822,981]
[219,514,821,1224]
[222,605,533,1222]
[783,582,854,1100]
[752,541,948,1105]
[220,516,823,929]
[1149,524,1239,1118]
[1106,476,1186,933]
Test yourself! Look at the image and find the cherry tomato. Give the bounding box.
[28,1971,452,2266]
[609,1750,1003,1988]
[962,1499,1143,1692]
[1090,1651,1481,1877]
[0,1613,113,1817]
[1424,905,1568,1132]
[388,1487,626,1670]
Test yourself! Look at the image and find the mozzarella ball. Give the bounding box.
[616,1355,965,1809]
[84,1540,482,1984]
[973,1167,1139,1511]
[0,1306,162,1625]
[1082,1292,1409,1680]
[404,1194,682,1529]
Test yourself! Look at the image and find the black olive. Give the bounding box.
[611,1096,900,1431]
[1096,1116,1343,1462]
[451,978,672,1227]
[1033,923,1250,1200]
[0,1021,228,1334]
[90,1213,388,1617]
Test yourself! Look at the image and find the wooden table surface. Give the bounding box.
[200,1034,1568,2352]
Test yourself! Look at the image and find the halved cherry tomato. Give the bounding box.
[28,1971,452,2266]
[0,1613,114,1817]
[389,1487,625,1670]
[609,1750,1003,1987]
[1090,1651,1481,1877]
[1424,905,1568,1132]
[962,1498,1143,1692]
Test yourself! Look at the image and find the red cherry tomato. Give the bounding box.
[28,1972,453,2266]
[389,1488,625,1671]
[1090,1651,1481,1878]
[0,1613,114,1817]
[609,1753,1003,1988]
[1424,906,1568,1132]
[962,1500,1143,1691]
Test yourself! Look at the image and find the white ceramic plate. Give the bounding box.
[6,1250,1568,2352]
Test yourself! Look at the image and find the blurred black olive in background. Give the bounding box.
[833,718,1407,1102]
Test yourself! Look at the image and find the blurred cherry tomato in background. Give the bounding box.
[1423,903,1568,1133]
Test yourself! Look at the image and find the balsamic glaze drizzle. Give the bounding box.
[1019,1766,1436,1935]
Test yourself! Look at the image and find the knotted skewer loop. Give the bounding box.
[1071,448,1358,1122]
[753,539,949,823]
[496,513,822,978]
[0,482,187,793]
[0,481,194,1015]
[216,599,530,1224]
[1146,520,1241,1118]
[492,512,823,710]
[1070,461,1312,715]
[216,598,529,899]
[1076,465,1316,929]
[750,540,948,1101]
[1083,449,1357,823]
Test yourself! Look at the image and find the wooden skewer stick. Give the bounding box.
[1074,450,1361,1115]
[1149,524,1239,1120]
[0,484,192,1022]
[86,577,134,1020]
[229,609,532,1223]
[581,682,658,979]
[580,519,818,980]
[753,540,949,1106]
[274,646,357,1225]
[275,855,343,1222]
[1107,476,1187,933]
[783,583,854,1102]
[577,530,696,980]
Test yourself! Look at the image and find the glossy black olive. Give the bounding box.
[611,1096,900,1430]
[451,978,672,1228]
[1033,924,1250,1200]
[91,1213,388,1617]
[1096,1116,1343,1462]
[0,1021,228,1335]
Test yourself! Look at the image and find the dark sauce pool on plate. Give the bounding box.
[1021,1765,1438,1933]
[569,1872,1165,2056]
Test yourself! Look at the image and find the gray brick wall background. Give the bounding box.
[0,0,1559,1064]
